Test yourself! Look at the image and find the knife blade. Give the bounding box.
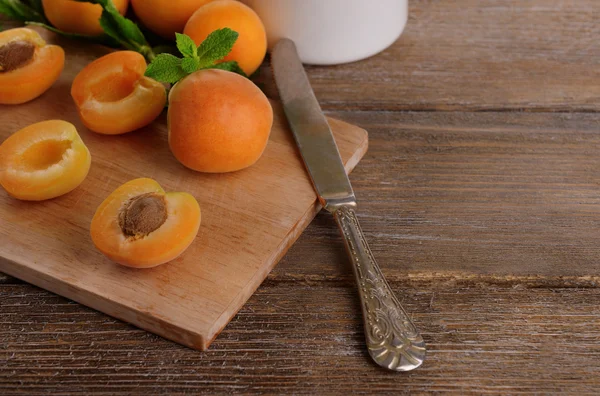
[271,39,356,211]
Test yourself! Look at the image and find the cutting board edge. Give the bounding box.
[205,122,369,348]
[0,253,207,350]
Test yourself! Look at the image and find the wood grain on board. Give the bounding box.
[0,27,368,351]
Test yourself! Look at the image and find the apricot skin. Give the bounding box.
[71,51,166,135]
[0,120,91,201]
[183,0,267,76]
[42,0,129,36]
[90,178,201,268]
[132,0,216,39]
[168,69,273,173]
[0,28,64,105]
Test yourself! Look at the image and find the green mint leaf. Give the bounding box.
[145,53,187,84]
[210,61,248,78]
[175,33,198,59]
[196,28,238,67]
[181,57,201,74]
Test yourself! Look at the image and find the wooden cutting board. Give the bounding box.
[0,29,368,350]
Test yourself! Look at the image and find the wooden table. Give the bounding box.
[2,1,600,393]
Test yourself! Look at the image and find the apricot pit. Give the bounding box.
[91,178,201,268]
[119,193,167,237]
[0,41,35,72]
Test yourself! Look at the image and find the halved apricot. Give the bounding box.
[0,28,65,105]
[0,120,91,200]
[90,178,201,268]
[71,51,166,135]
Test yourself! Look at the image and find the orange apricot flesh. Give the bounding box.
[91,178,201,268]
[184,0,267,76]
[71,51,166,135]
[0,120,91,201]
[131,0,216,39]
[0,28,65,105]
[42,0,129,36]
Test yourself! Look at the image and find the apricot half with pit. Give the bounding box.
[0,28,65,105]
[0,120,91,200]
[90,178,201,268]
[71,51,166,135]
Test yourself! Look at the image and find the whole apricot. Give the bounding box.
[0,120,91,201]
[168,69,273,173]
[0,28,64,105]
[71,51,166,135]
[184,0,267,76]
[91,178,201,268]
[42,0,129,36]
[132,0,216,39]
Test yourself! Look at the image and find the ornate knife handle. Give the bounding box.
[333,205,426,371]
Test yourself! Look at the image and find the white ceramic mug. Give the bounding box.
[240,0,408,65]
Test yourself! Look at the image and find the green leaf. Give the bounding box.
[0,0,46,22]
[210,61,248,78]
[0,2,22,19]
[181,57,200,74]
[175,33,197,59]
[196,28,238,67]
[74,0,155,61]
[145,53,187,84]
[145,31,247,86]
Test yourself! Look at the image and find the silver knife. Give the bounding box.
[272,39,425,372]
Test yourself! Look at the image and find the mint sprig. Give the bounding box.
[145,28,247,84]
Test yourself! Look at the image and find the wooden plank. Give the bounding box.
[1,277,599,394]
[266,110,600,279]
[0,26,368,351]
[255,0,600,112]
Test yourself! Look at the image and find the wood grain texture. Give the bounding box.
[0,27,368,351]
[2,276,600,394]
[2,0,600,393]
[273,110,600,279]
[254,0,600,112]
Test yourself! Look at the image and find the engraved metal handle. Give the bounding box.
[333,205,426,371]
